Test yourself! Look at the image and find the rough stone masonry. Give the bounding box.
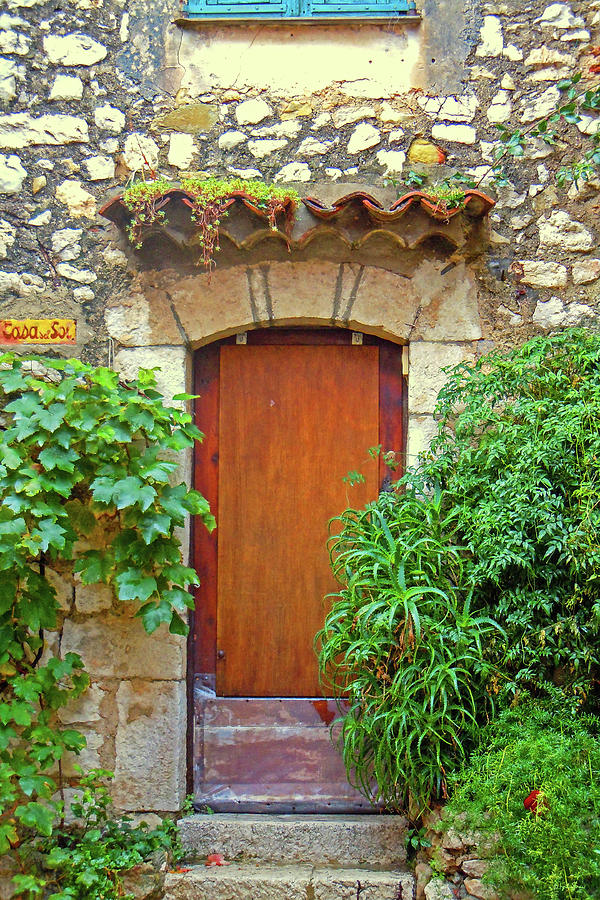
[0,0,598,821]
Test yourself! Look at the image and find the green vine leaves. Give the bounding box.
[0,353,214,644]
[0,353,213,862]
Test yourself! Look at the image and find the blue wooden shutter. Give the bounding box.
[184,0,296,17]
[183,0,414,16]
[306,0,411,14]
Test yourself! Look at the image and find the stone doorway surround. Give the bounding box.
[56,185,493,817]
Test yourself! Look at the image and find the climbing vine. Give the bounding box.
[0,353,214,894]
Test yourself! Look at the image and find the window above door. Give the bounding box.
[182,0,419,21]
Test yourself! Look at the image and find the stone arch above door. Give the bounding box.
[106,257,485,471]
[106,258,482,349]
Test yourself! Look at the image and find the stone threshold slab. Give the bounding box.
[179,813,409,867]
[164,862,415,900]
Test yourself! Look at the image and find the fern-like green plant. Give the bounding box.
[317,485,500,815]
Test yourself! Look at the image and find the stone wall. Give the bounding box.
[1,0,599,813]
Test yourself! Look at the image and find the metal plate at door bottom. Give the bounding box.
[193,678,379,813]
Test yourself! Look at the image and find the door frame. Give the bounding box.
[187,327,407,792]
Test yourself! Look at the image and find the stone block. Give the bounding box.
[431,123,477,144]
[332,106,376,127]
[94,104,125,134]
[411,261,482,342]
[0,218,15,258]
[248,138,288,158]
[49,74,83,101]
[164,864,311,900]
[538,210,594,251]
[520,86,560,123]
[297,136,335,156]
[520,260,567,288]
[267,261,340,325]
[105,288,184,347]
[235,98,272,126]
[112,679,186,811]
[55,179,96,218]
[84,154,114,181]
[312,868,415,900]
[169,267,253,344]
[0,113,88,148]
[0,153,25,194]
[179,813,409,867]
[218,130,246,150]
[406,415,438,470]
[376,149,406,174]
[464,878,500,900]
[62,728,104,777]
[114,346,189,403]
[153,102,219,134]
[349,267,418,342]
[572,259,600,284]
[274,161,311,182]
[123,133,160,172]
[58,682,105,724]
[168,133,195,169]
[251,121,301,139]
[439,94,478,122]
[46,566,73,612]
[476,15,503,56]
[347,123,381,154]
[43,33,107,65]
[461,859,489,878]
[408,343,475,415]
[424,880,455,900]
[75,580,113,614]
[61,613,186,680]
[280,99,313,120]
[533,295,591,328]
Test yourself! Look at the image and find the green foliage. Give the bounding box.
[122,178,173,248]
[123,175,299,266]
[425,328,600,703]
[443,696,600,900]
[15,769,182,899]
[0,353,213,886]
[484,75,600,188]
[316,486,500,815]
[319,328,600,815]
[390,170,476,211]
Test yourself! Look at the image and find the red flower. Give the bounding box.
[524,789,548,813]
[206,853,229,867]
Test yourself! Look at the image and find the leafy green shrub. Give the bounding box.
[11,769,182,899]
[425,328,600,703]
[316,485,500,814]
[318,328,600,813]
[0,353,213,891]
[442,696,600,900]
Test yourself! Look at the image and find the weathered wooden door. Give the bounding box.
[192,329,405,811]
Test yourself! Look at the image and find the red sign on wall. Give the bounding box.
[0,319,77,344]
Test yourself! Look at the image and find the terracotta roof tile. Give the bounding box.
[99,188,495,257]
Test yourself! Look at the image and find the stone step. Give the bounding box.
[164,862,415,900]
[178,813,409,867]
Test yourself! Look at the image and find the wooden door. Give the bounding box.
[217,344,379,696]
[191,329,405,810]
